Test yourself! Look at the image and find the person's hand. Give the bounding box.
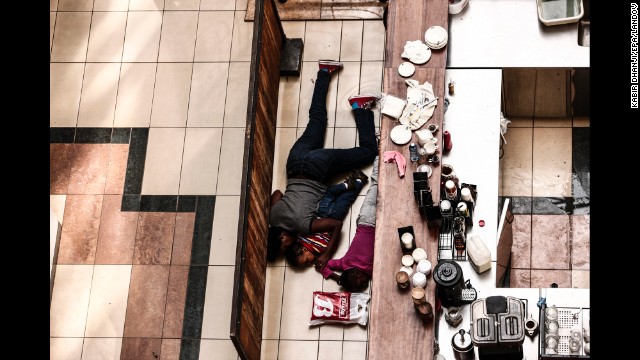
[314,253,330,271]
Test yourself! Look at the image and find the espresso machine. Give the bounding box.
[470,296,526,360]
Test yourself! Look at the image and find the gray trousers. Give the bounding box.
[356,155,379,227]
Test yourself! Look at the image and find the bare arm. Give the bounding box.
[270,190,283,207]
[310,217,343,270]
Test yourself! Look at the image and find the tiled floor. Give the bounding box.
[50,0,588,359]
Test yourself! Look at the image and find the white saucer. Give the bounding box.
[398,62,416,77]
[390,124,413,145]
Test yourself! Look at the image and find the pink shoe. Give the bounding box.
[318,60,343,74]
[348,94,381,110]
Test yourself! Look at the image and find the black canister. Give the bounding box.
[433,260,464,307]
[452,329,475,360]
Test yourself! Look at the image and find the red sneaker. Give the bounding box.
[318,60,343,74]
[348,94,381,110]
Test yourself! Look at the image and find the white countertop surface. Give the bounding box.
[447,0,590,68]
[442,68,502,261]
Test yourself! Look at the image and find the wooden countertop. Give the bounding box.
[368,1,449,359]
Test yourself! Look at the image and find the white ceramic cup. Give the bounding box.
[412,272,427,288]
[424,142,438,155]
[417,259,432,275]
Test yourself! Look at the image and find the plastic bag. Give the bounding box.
[309,291,371,326]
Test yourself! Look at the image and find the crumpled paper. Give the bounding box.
[399,79,437,130]
[383,151,407,177]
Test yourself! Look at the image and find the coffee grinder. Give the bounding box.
[432,260,477,307]
[470,296,526,360]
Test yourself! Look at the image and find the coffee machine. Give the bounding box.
[470,296,525,360]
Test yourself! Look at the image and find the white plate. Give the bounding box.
[409,49,431,65]
[398,62,415,77]
[425,26,448,48]
[390,124,413,145]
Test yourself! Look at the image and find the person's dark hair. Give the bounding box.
[340,268,370,292]
[267,226,283,262]
[284,241,306,267]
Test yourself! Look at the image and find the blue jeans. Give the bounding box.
[286,70,377,184]
[315,181,365,220]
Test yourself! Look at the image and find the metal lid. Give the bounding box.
[433,260,463,287]
[452,329,473,351]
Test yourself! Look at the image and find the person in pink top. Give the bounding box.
[315,156,379,292]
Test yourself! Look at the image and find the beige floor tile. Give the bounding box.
[236,0,248,10]
[230,11,254,61]
[340,21,363,62]
[297,62,339,129]
[150,63,193,127]
[335,62,362,128]
[272,128,297,194]
[201,0,236,10]
[81,337,123,360]
[534,69,569,118]
[509,269,531,288]
[194,11,234,62]
[282,20,306,40]
[303,21,342,62]
[209,195,241,265]
[511,215,531,269]
[570,215,589,270]
[531,215,570,269]
[50,63,84,127]
[201,266,235,338]
[498,127,532,196]
[188,63,229,128]
[507,117,533,128]
[113,63,156,127]
[277,74,303,128]
[344,324,368,342]
[50,338,83,360]
[261,339,280,360]
[279,267,323,340]
[362,21,385,61]
[58,0,93,11]
[262,266,285,340]
[50,12,56,53]
[179,128,223,195]
[84,265,131,337]
[86,12,127,62]
[530,269,571,288]
[573,116,590,127]
[93,0,130,11]
[534,117,572,127]
[359,61,384,97]
[223,62,251,127]
[122,11,163,62]
[50,265,94,337]
[571,270,590,289]
[333,119,357,150]
[166,0,200,10]
[318,341,342,360]
[532,128,572,197]
[216,128,246,195]
[158,11,199,62]
[198,339,239,359]
[141,128,186,195]
[129,0,165,10]
[343,341,367,360]
[77,63,120,127]
[50,195,67,224]
[278,340,319,360]
[50,0,58,11]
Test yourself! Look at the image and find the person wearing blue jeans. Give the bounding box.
[315,168,368,220]
[268,60,380,268]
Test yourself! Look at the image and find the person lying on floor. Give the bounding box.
[267,59,380,269]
